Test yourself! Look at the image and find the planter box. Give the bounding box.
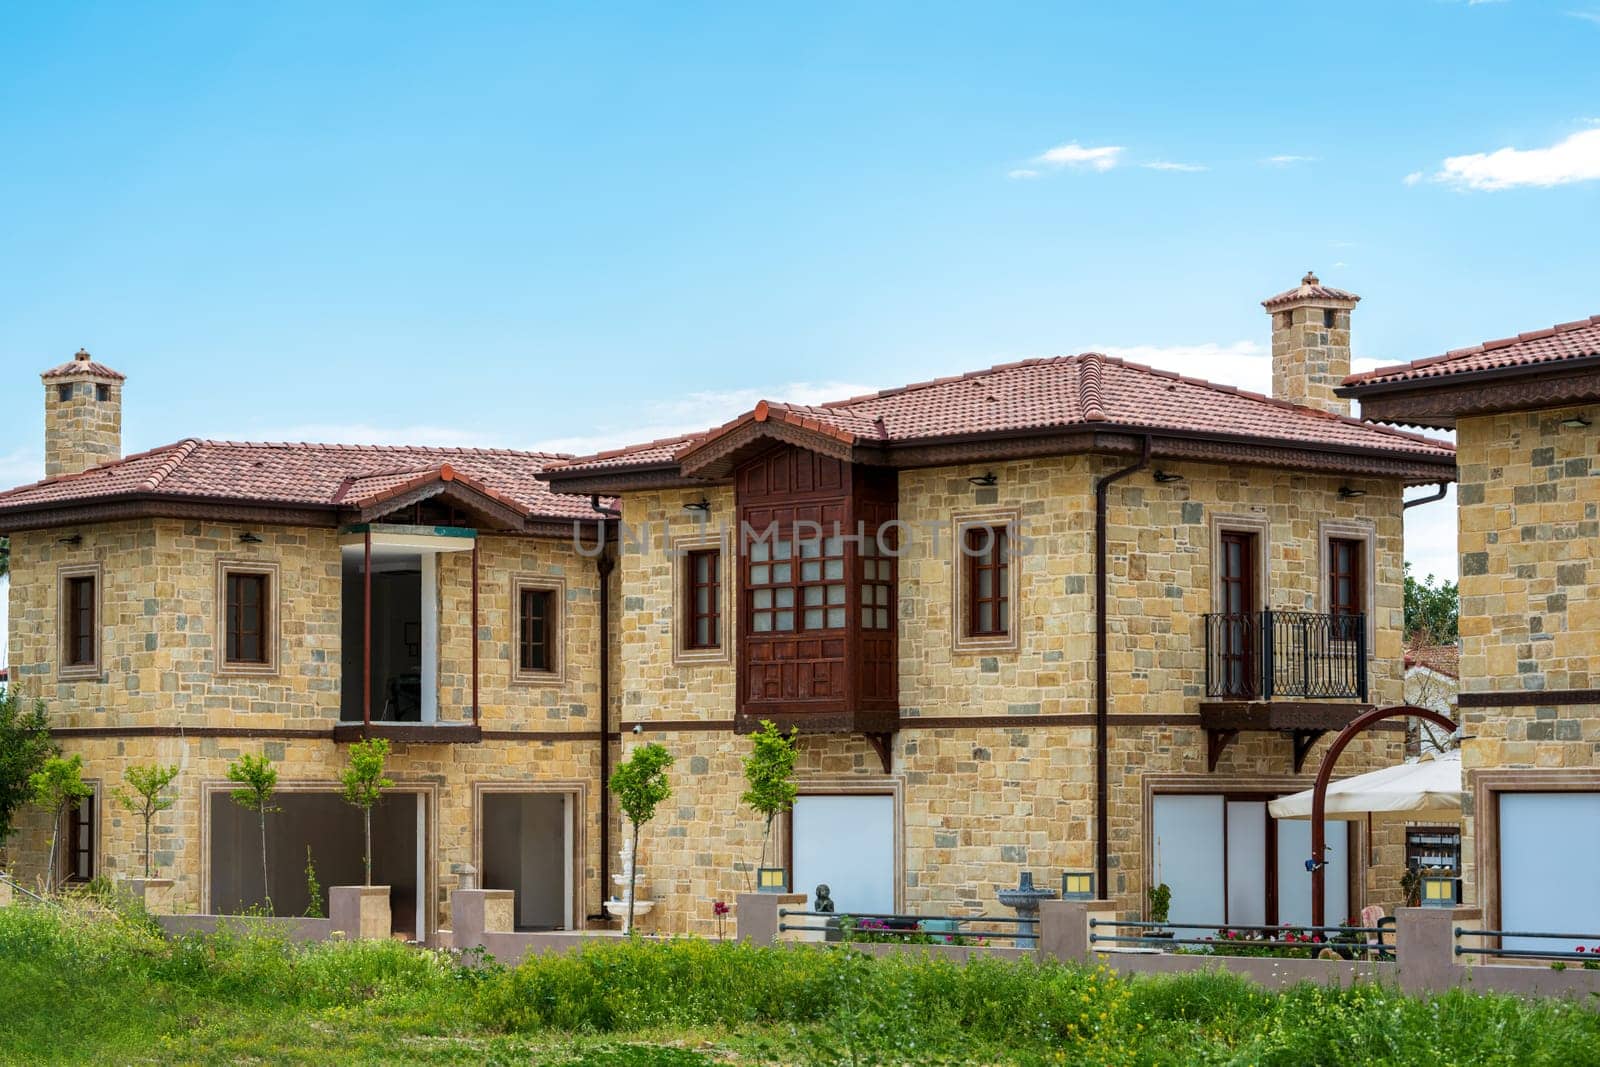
[123,877,174,913]
[330,885,392,940]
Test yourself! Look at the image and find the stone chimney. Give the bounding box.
[41,349,124,477]
[1262,272,1360,417]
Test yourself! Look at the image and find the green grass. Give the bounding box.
[2,902,1599,1065]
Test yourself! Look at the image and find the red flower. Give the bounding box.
[712,900,730,917]
[1579,946,1587,953]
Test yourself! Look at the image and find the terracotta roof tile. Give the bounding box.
[40,349,125,381]
[1343,315,1600,389]
[1261,272,1361,311]
[1405,643,1460,680]
[0,440,601,523]
[552,353,1454,476]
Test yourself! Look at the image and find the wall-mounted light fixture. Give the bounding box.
[756,867,790,893]
[683,497,712,513]
[1061,871,1095,901]
[967,472,998,488]
[1560,415,1591,429]
[58,534,82,546]
[1152,470,1184,484]
[1338,486,1367,499]
[238,532,264,544]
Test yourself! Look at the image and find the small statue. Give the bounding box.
[814,883,835,913]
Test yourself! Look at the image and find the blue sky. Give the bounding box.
[4,1,1599,588]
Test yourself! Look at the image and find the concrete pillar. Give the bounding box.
[735,892,807,944]
[450,888,514,951]
[0,877,13,908]
[330,885,392,941]
[1396,906,1479,995]
[122,877,174,914]
[1039,899,1120,964]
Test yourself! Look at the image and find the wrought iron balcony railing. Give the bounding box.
[1203,610,1367,702]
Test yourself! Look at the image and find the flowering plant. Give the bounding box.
[712,899,729,939]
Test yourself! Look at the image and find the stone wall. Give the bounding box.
[1455,406,1600,906]
[44,373,121,478]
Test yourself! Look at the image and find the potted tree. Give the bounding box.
[114,763,179,911]
[226,753,278,913]
[336,738,394,938]
[30,754,91,894]
[740,719,798,893]
[1147,881,1174,939]
[608,742,673,934]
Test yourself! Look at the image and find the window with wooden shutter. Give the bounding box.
[1329,537,1363,641]
[686,548,721,650]
[64,576,96,666]
[226,572,269,664]
[512,575,565,683]
[965,525,1010,638]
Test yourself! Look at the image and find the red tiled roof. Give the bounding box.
[1261,272,1361,311]
[1343,315,1600,390]
[40,349,125,381]
[1404,644,1460,680]
[550,353,1454,476]
[0,440,600,523]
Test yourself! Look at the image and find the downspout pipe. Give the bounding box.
[589,550,616,923]
[1403,482,1449,510]
[1094,436,1152,899]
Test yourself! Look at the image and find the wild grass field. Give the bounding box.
[2,901,1598,1065]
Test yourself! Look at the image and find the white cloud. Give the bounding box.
[1007,168,1041,180]
[1263,154,1316,166]
[1142,161,1208,172]
[0,447,43,487]
[217,380,884,460]
[1035,142,1124,172]
[1094,341,1272,393]
[1424,127,1600,190]
[1565,10,1600,24]
[1403,171,1425,186]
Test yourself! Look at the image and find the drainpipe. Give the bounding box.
[1403,482,1449,510]
[1094,436,1152,899]
[586,495,620,922]
[590,550,615,922]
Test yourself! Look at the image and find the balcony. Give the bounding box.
[1203,610,1367,702]
[1201,611,1369,773]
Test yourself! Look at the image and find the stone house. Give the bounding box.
[1,351,619,939]
[1,276,1457,938]
[543,274,1455,932]
[1341,313,1600,942]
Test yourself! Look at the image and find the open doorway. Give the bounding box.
[341,547,433,722]
[209,789,427,938]
[479,791,574,930]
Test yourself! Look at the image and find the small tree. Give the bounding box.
[609,742,673,933]
[226,753,279,912]
[114,764,179,878]
[30,754,91,893]
[0,689,52,861]
[1404,563,1459,643]
[740,719,798,888]
[340,738,393,886]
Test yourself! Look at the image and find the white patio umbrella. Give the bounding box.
[1268,750,1461,822]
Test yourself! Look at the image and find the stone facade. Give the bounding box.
[3,518,619,935]
[43,361,122,478]
[613,453,1410,935]
[1455,405,1600,907]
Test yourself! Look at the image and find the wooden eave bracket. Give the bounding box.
[1206,728,1239,773]
[864,732,893,775]
[1290,729,1327,774]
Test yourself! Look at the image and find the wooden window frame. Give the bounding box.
[673,529,732,663]
[510,574,565,685]
[63,782,100,884]
[216,560,280,676]
[952,509,1022,654]
[1318,520,1377,650]
[686,548,721,649]
[57,562,103,680]
[1209,513,1271,617]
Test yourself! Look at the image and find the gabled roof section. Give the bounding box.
[546,353,1455,488]
[1338,314,1600,429]
[0,440,605,532]
[1343,315,1600,390]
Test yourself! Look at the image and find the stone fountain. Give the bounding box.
[603,835,656,932]
[996,871,1058,949]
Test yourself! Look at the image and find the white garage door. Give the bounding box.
[1499,792,1600,953]
[792,794,896,915]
